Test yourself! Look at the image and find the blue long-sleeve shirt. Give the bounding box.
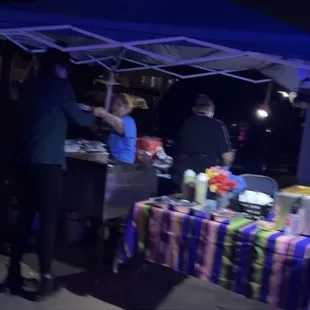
[13,76,95,168]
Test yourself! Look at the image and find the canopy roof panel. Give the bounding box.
[0,1,309,89]
[0,0,303,34]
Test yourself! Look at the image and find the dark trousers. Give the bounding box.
[0,165,13,250]
[0,176,9,249]
[10,164,63,275]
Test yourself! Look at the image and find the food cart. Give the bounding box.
[63,140,157,233]
[64,153,157,221]
[2,2,310,309]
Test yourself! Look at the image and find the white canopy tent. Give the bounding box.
[1,24,309,82]
[1,23,310,108]
[1,0,310,103]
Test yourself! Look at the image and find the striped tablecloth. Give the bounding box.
[116,200,310,310]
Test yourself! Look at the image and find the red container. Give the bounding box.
[136,137,163,156]
[136,137,163,163]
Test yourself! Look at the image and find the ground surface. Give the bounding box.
[0,247,281,310]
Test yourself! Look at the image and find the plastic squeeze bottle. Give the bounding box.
[195,173,208,204]
[284,197,302,236]
[182,170,196,200]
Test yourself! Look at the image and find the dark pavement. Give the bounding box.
[0,234,281,310]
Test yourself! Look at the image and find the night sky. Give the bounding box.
[231,1,310,33]
[157,75,301,138]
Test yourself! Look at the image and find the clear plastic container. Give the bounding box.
[284,214,301,236]
[182,170,196,199]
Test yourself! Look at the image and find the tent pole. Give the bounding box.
[297,106,310,185]
[263,81,273,105]
[104,49,125,110]
[0,40,13,166]
[104,71,115,111]
[0,40,13,110]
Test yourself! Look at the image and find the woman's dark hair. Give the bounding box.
[39,47,71,75]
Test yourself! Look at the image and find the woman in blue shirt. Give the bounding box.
[94,93,137,163]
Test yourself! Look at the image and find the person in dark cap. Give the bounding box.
[173,94,234,188]
[2,48,96,298]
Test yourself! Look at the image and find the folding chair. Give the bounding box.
[241,174,279,197]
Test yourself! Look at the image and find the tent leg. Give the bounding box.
[104,71,115,111]
[297,106,310,185]
[0,41,13,110]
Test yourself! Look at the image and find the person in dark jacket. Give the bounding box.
[2,48,95,298]
[173,94,234,189]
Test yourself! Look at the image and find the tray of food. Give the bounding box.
[147,196,212,218]
[67,152,109,163]
[148,196,196,214]
[65,139,109,163]
[170,199,197,214]
[148,196,171,209]
[211,209,245,223]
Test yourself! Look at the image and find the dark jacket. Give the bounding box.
[13,75,94,168]
[178,115,232,163]
[172,115,232,190]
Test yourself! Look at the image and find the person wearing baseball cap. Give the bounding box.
[173,94,234,189]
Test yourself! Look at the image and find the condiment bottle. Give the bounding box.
[195,173,208,204]
[182,170,196,199]
[284,197,302,236]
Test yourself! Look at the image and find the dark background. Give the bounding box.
[232,1,310,32]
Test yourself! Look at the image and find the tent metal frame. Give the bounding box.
[1,24,310,108]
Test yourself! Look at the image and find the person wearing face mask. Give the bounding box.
[2,48,96,298]
[173,94,234,189]
[94,93,137,164]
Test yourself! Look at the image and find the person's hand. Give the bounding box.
[78,104,92,111]
[93,107,105,118]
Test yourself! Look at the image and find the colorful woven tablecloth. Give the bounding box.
[116,200,310,310]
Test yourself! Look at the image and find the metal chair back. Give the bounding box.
[241,174,279,197]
